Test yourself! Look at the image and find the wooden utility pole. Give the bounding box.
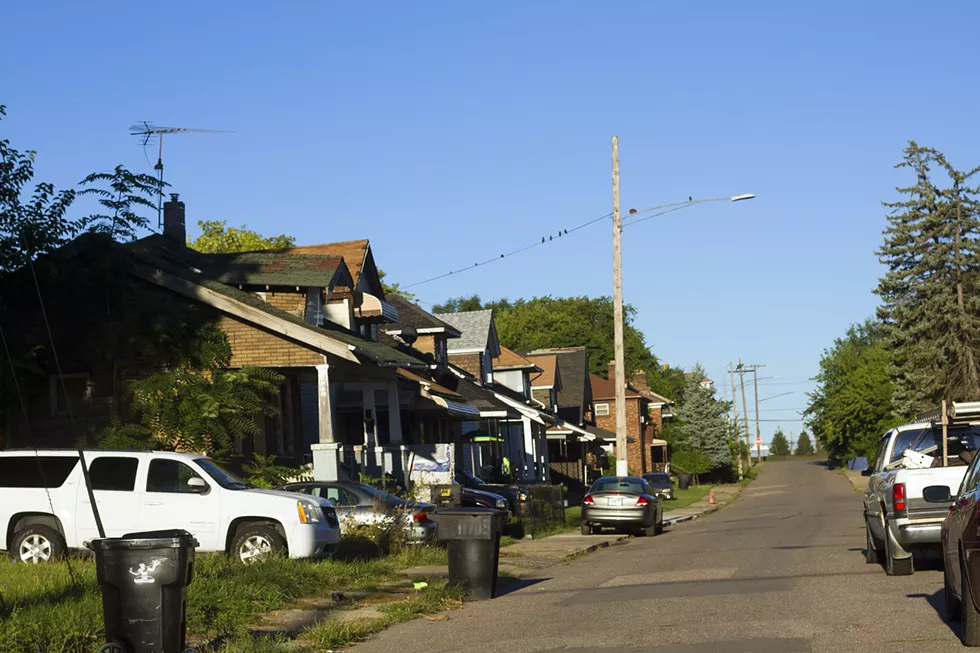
[730,362,742,480]
[751,366,763,461]
[611,136,628,476]
[942,399,948,467]
[738,359,751,467]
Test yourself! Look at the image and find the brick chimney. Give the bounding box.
[163,193,186,244]
[632,370,649,393]
[608,359,616,381]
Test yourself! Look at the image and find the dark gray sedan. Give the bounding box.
[643,472,674,501]
[581,476,663,536]
[277,481,436,543]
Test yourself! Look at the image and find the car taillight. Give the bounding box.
[413,511,428,523]
[583,495,595,505]
[893,483,906,511]
[635,496,649,507]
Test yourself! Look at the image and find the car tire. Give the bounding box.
[946,561,962,622]
[884,520,913,576]
[864,518,882,564]
[580,521,591,536]
[11,525,66,564]
[963,558,980,646]
[231,524,286,564]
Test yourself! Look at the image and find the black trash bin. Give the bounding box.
[431,508,507,600]
[677,474,692,490]
[88,529,199,653]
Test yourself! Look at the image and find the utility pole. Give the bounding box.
[738,359,751,468]
[612,136,628,476]
[753,368,762,461]
[729,362,742,480]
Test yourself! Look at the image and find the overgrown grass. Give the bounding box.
[668,485,712,510]
[0,545,449,653]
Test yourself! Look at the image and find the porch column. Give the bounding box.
[388,381,403,444]
[315,364,335,444]
[522,416,534,480]
[363,382,377,447]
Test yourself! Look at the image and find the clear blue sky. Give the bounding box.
[5,1,980,441]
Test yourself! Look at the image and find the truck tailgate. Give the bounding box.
[904,466,966,520]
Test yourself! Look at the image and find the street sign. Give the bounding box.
[755,437,762,446]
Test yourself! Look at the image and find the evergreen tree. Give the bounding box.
[876,143,980,415]
[795,432,814,456]
[770,429,791,456]
[676,364,732,468]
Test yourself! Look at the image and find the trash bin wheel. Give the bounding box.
[10,524,66,563]
[232,524,286,563]
[97,642,128,653]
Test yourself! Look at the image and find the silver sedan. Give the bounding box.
[581,476,664,536]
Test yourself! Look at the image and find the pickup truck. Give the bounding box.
[1,449,341,564]
[863,421,979,576]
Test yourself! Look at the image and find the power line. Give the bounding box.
[403,212,612,289]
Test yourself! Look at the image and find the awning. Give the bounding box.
[547,421,595,441]
[426,394,480,418]
[463,428,504,443]
[354,292,399,322]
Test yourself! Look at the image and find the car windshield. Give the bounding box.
[195,458,251,490]
[592,477,646,494]
[645,474,671,487]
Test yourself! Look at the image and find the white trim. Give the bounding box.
[447,347,487,355]
[594,402,610,416]
[480,410,509,418]
[494,393,546,425]
[384,326,456,336]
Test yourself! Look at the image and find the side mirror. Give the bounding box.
[861,468,873,477]
[187,477,209,494]
[923,485,952,503]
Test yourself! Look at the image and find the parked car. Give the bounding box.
[863,422,979,575]
[277,481,436,543]
[936,450,980,646]
[643,472,674,501]
[580,476,663,536]
[461,486,512,516]
[0,450,341,564]
[455,470,530,514]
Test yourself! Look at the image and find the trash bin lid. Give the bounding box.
[87,529,199,551]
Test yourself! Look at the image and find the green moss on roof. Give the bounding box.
[203,252,346,287]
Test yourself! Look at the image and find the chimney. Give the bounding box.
[608,359,616,381]
[163,193,186,244]
[632,370,649,393]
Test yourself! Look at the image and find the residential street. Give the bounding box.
[353,461,964,653]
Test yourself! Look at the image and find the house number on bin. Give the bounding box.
[452,520,491,537]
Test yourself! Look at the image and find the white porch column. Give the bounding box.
[363,382,377,448]
[315,364,335,444]
[388,381,403,444]
[522,416,534,480]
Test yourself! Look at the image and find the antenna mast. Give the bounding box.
[129,123,230,229]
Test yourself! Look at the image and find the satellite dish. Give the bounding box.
[401,326,418,345]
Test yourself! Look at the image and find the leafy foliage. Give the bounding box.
[243,454,310,488]
[188,220,295,253]
[769,429,791,456]
[78,166,164,241]
[795,431,814,456]
[804,319,900,462]
[876,143,980,415]
[670,449,712,483]
[675,364,732,468]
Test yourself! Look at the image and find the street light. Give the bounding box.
[610,135,755,476]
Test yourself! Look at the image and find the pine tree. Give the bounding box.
[770,429,791,456]
[795,432,814,456]
[676,364,732,468]
[876,143,980,415]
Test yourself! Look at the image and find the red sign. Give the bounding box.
[755,438,762,446]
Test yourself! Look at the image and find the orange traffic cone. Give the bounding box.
[708,490,716,505]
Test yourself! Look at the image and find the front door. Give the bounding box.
[75,454,142,542]
[138,458,222,550]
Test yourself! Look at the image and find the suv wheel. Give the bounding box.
[11,525,66,564]
[232,524,286,564]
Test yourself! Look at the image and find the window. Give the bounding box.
[0,456,78,488]
[146,459,207,493]
[595,403,610,417]
[592,477,645,494]
[89,457,139,492]
[49,374,92,417]
[313,485,359,506]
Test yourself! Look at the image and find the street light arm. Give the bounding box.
[621,194,755,229]
[759,391,794,403]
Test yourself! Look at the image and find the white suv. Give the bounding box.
[0,450,341,563]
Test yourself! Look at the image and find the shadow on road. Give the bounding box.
[907,589,963,642]
[496,575,550,597]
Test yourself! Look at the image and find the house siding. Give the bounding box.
[215,314,325,368]
[594,396,651,475]
[450,353,482,378]
[263,289,307,319]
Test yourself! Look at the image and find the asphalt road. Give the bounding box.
[351,460,971,653]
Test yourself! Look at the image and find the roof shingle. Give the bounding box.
[434,309,494,353]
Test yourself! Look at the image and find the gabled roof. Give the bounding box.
[590,373,642,402]
[527,354,561,390]
[454,377,516,413]
[527,347,589,412]
[268,240,369,284]
[492,347,539,371]
[435,309,498,355]
[199,252,353,289]
[383,295,461,337]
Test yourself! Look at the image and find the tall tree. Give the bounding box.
[876,143,980,415]
[804,319,900,462]
[188,220,295,253]
[795,431,814,456]
[770,429,791,456]
[676,364,732,468]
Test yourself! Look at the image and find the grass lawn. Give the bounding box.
[667,485,712,510]
[0,545,448,653]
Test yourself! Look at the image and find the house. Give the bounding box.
[589,361,673,475]
[0,196,480,487]
[433,309,499,385]
[490,347,553,482]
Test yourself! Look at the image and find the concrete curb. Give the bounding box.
[662,484,745,526]
[559,534,632,560]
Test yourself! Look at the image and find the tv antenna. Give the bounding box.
[129,122,231,229]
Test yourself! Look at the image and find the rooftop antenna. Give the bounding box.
[129,122,231,229]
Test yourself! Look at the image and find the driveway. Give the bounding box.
[350,460,967,652]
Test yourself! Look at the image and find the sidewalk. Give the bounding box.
[662,483,743,525]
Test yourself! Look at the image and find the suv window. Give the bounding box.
[89,457,139,491]
[146,459,206,493]
[0,456,79,488]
